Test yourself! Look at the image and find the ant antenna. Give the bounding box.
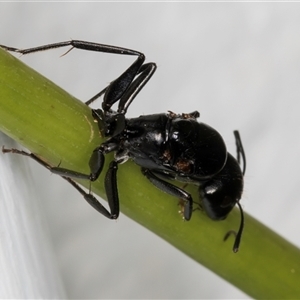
[223,201,244,253]
[233,130,246,175]
[224,131,246,252]
[233,201,244,252]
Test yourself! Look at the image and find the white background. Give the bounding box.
[1,2,300,299]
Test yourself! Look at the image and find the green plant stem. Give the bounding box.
[1,48,300,298]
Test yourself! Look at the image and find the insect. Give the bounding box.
[1,40,246,252]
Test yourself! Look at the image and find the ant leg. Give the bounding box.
[86,60,156,115]
[104,161,120,219]
[88,62,156,137]
[0,40,142,58]
[85,87,107,106]
[0,40,147,111]
[2,147,117,219]
[1,40,156,127]
[141,168,193,221]
[88,140,119,181]
[117,62,156,114]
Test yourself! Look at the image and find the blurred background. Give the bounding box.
[1,2,300,298]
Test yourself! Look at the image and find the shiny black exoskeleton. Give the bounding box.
[1,40,246,252]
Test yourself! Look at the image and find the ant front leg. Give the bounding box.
[2,147,118,219]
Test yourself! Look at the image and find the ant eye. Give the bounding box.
[221,196,232,208]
